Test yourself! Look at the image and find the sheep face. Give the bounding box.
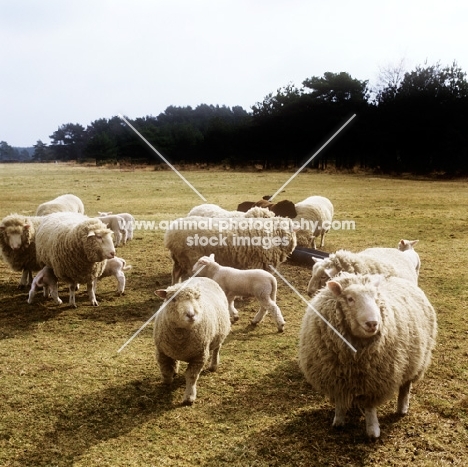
[328,277,382,338]
[156,287,203,328]
[192,254,215,273]
[0,221,32,250]
[85,230,115,262]
[307,257,337,296]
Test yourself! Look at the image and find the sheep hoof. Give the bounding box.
[182,399,194,406]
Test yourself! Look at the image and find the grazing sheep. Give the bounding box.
[98,212,135,243]
[192,254,285,332]
[35,194,85,216]
[95,214,126,247]
[164,215,297,284]
[153,277,231,405]
[398,239,421,276]
[27,266,62,305]
[236,199,297,218]
[96,256,132,295]
[35,212,115,307]
[293,196,334,248]
[298,272,437,438]
[0,214,43,287]
[307,247,418,297]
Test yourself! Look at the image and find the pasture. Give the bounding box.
[0,162,467,466]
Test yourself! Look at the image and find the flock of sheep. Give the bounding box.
[0,192,438,439]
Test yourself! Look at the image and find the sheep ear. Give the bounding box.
[312,257,323,264]
[410,240,419,247]
[324,266,337,278]
[24,224,31,230]
[327,281,342,296]
[209,253,215,260]
[87,231,96,238]
[155,289,167,298]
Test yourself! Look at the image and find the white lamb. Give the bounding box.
[398,239,421,276]
[96,256,132,295]
[27,266,62,305]
[35,212,115,307]
[299,272,437,438]
[164,215,296,284]
[293,195,334,249]
[95,214,126,247]
[187,204,275,219]
[35,194,85,216]
[154,277,231,405]
[307,247,418,296]
[192,254,285,332]
[98,212,135,243]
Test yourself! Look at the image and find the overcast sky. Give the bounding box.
[1,0,467,147]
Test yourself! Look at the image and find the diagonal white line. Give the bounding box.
[118,114,207,202]
[269,113,356,201]
[117,264,206,353]
[269,265,357,353]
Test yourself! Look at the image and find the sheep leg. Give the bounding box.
[183,360,204,405]
[364,407,380,439]
[397,381,412,415]
[268,303,285,332]
[251,306,268,326]
[208,346,221,372]
[19,269,31,288]
[157,351,179,384]
[49,284,63,305]
[171,261,183,285]
[87,281,99,306]
[226,295,239,322]
[69,283,78,308]
[27,285,39,304]
[115,271,125,295]
[332,404,347,428]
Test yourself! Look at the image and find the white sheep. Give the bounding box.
[164,215,297,284]
[187,204,275,219]
[398,239,421,276]
[153,277,231,405]
[35,194,85,216]
[98,212,135,243]
[96,256,132,295]
[192,254,285,332]
[95,214,126,247]
[307,247,418,297]
[0,214,43,287]
[293,195,334,249]
[35,212,115,307]
[27,266,62,305]
[299,272,437,438]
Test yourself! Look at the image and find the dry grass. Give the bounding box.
[0,162,467,466]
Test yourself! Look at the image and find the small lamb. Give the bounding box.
[154,277,231,405]
[27,266,62,305]
[192,254,285,332]
[398,239,421,276]
[96,256,132,295]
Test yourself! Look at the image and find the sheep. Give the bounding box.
[95,214,126,247]
[307,247,418,297]
[0,214,43,287]
[96,256,132,295]
[35,194,85,216]
[98,212,135,243]
[236,199,297,218]
[298,272,437,438]
[153,277,231,405]
[164,215,297,284]
[27,266,62,305]
[293,195,334,248]
[192,253,285,332]
[35,212,115,307]
[398,239,421,276]
[187,204,274,219]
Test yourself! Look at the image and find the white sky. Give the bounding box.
[1,0,467,147]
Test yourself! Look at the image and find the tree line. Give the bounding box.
[28,60,468,175]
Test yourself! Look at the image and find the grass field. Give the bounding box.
[0,162,467,466]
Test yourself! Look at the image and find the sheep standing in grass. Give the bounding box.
[27,266,62,305]
[154,277,231,405]
[96,256,132,295]
[35,194,85,216]
[95,214,126,247]
[187,204,275,219]
[192,254,285,332]
[299,272,437,438]
[307,247,418,296]
[98,212,135,243]
[0,214,43,287]
[398,239,421,277]
[35,212,115,307]
[293,196,334,248]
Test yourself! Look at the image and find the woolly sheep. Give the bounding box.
[0,214,43,287]
[192,253,285,332]
[398,239,421,276]
[35,212,115,307]
[96,256,132,295]
[298,272,437,438]
[95,214,126,247]
[307,247,418,297]
[187,204,274,219]
[35,194,85,216]
[27,266,62,305]
[154,277,231,405]
[98,212,135,243]
[293,195,334,248]
[164,215,297,284]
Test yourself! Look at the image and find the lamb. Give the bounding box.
[0,214,43,287]
[35,194,85,216]
[307,247,418,297]
[153,277,231,405]
[27,266,62,305]
[96,256,132,295]
[98,212,135,243]
[298,272,437,438]
[35,212,115,307]
[192,254,285,332]
[398,239,421,276]
[95,214,126,247]
[293,195,334,248]
[164,215,297,284]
